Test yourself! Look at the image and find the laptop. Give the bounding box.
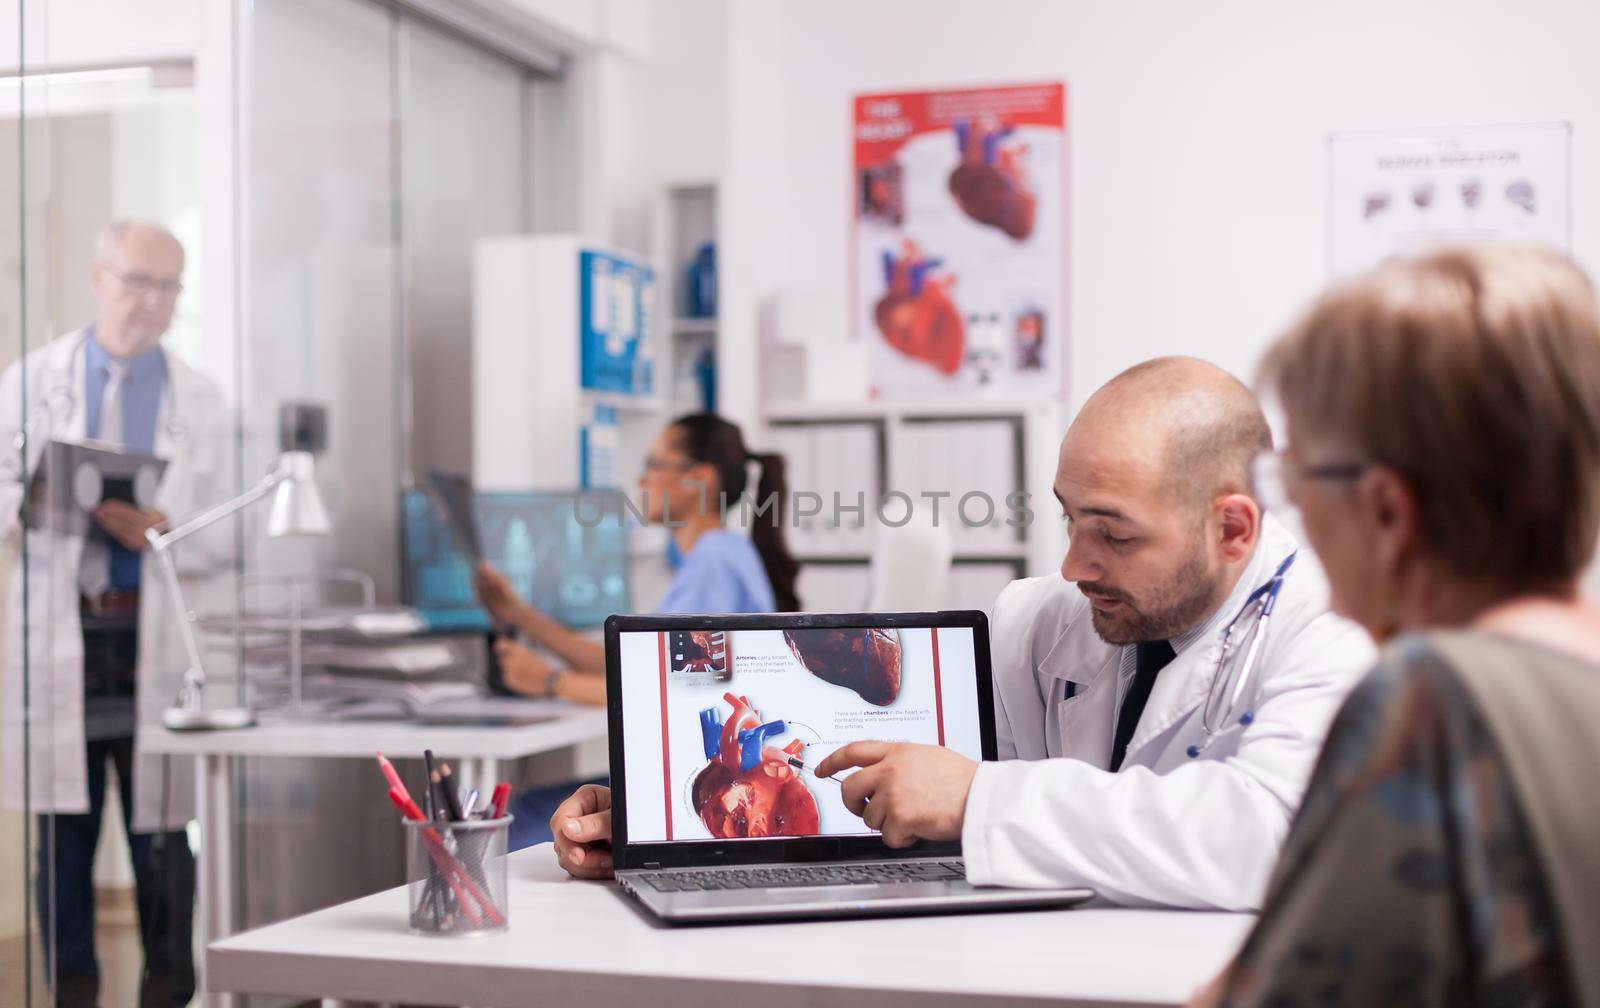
[605,611,1095,924]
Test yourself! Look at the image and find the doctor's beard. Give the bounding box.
[1079,537,1226,646]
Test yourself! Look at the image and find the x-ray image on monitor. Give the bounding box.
[400,489,631,630]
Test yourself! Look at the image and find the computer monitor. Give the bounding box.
[399,488,631,630]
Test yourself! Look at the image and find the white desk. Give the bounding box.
[209,844,1254,1008]
[142,709,609,1008]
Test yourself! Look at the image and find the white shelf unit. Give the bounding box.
[652,181,722,419]
[760,398,1065,615]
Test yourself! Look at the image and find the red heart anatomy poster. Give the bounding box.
[854,81,1067,398]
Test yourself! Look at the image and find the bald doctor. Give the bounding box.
[813,357,1377,909]
[552,357,1376,912]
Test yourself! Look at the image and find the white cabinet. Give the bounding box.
[891,416,1024,556]
[765,418,883,560]
[761,399,1064,613]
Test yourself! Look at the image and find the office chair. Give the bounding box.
[865,512,954,612]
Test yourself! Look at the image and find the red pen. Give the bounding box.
[490,781,511,819]
[375,753,410,804]
[388,787,426,823]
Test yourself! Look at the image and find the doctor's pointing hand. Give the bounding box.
[814,741,977,848]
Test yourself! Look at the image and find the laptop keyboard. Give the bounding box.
[638,861,967,892]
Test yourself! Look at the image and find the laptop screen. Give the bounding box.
[613,618,988,847]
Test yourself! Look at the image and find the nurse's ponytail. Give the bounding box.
[746,450,801,613]
[668,413,802,612]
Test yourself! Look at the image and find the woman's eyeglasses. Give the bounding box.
[1250,450,1367,513]
[641,456,696,474]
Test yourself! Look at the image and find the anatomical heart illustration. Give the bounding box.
[692,693,821,839]
[853,82,1063,397]
[874,241,964,375]
[948,116,1036,241]
[783,627,903,707]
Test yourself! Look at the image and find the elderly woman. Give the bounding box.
[1197,245,1600,1007]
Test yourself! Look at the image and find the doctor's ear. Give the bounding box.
[1358,466,1423,576]
[1212,492,1261,563]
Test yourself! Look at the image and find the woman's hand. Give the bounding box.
[494,639,560,697]
[473,561,527,626]
[552,784,613,879]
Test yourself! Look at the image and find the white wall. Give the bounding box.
[653,0,1600,593]
[503,0,651,58]
[553,0,724,254]
[635,0,726,186]
[715,0,1600,417]
[0,0,200,72]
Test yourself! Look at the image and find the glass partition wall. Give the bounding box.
[237,0,533,940]
[2,2,247,1005]
[3,0,541,1004]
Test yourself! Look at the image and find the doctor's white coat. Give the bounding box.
[0,329,234,832]
[961,516,1377,910]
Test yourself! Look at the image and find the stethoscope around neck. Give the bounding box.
[1184,549,1299,759]
[9,336,190,454]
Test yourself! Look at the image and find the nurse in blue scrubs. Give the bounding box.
[472,413,801,848]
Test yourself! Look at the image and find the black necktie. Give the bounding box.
[1109,640,1175,771]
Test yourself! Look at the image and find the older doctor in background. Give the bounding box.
[552,358,1375,910]
[0,221,232,1008]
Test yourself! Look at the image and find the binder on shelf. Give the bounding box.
[580,403,620,490]
[579,248,656,397]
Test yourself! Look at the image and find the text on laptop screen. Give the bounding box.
[619,625,983,844]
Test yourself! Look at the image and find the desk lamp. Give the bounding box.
[147,402,331,730]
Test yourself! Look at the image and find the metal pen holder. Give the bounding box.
[403,815,512,936]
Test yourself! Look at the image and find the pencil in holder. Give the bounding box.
[403,815,511,936]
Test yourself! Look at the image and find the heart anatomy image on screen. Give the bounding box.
[691,691,820,839]
[619,625,984,843]
[784,627,903,706]
[854,81,1066,398]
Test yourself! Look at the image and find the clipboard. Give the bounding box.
[23,439,168,537]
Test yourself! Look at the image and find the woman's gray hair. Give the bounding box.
[1263,243,1600,592]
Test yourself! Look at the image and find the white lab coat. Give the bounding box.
[0,329,234,831]
[961,515,1377,910]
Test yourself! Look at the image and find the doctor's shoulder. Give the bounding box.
[166,355,232,438]
[0,342,63,438]
[1271,545,1378,674]
[0,354,23,407]
[0,342,53,400]
[168,352,227,404]
[990,575,1088,659]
